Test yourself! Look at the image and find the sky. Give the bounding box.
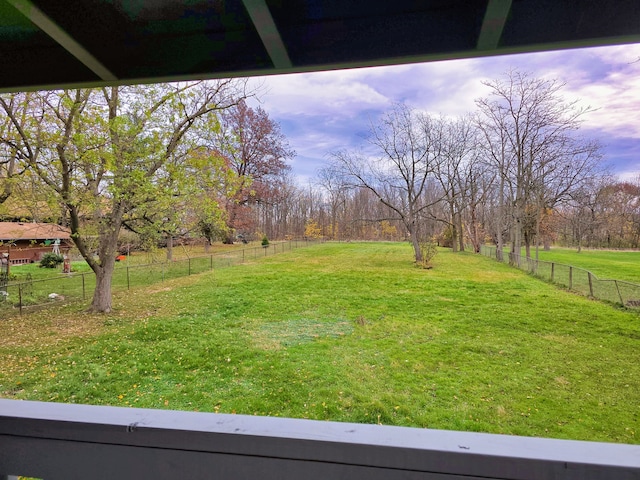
[247,43,640,185]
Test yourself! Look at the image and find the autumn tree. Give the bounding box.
[0,80,248,312]
[210,99,293,243]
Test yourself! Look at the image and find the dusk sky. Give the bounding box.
[248,42,640,185]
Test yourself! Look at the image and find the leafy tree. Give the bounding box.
[210,99,294,242]
[304,219,322,239]
[0,80,248,312]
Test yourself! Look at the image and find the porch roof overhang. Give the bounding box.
[1,0,639,93]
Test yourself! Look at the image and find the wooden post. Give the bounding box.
[126,267,130,290]
[188,258,192,276]
[18,283,22,316]
[569,266,573,290]
[82,273,86,300]
[615,280,624,305]
[551,263,555,282]
[588,272,594,297]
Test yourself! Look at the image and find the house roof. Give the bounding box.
[1,0,639,93]
[0,222,71,241]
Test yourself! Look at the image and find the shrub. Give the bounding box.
[418,240,438,269]
[40,253,64,269]
[261,235,270,247]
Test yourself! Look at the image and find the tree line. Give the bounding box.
[251,72,638,260]
[1,71,638,311]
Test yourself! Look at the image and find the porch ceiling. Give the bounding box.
[1,0,639,92]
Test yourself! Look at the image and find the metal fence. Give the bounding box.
[0,239,319,317]
[479,246,640,310]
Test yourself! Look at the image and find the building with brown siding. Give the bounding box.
[0,222,72,265]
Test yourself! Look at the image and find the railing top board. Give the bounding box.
[1,399,639,479]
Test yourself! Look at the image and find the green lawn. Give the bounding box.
[1,242,639,445]
[528,247,640,284]
[5,241,263,284]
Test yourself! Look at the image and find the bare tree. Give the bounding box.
[316,165,350,240]
[432,115,480,252]
[476,70,601,262]
[331,104,443,262]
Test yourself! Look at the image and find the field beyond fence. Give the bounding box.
[0,239,319,316]
[480,245,640,310]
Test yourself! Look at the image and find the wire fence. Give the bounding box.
[0,239,320,317]
[479,245,640,311]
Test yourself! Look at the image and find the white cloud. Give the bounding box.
[249,43,640,182]
[251,69,390,118]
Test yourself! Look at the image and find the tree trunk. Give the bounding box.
[450,205,458,252]
[512,218,522,266]
[90,259,116,312]
[409,222,422,263]
[166,236,173,261]
[524,230,532,259]
[457,212,465,252]
[496,176,505,261]
[535,213,541,261]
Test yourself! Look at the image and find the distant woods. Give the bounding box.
[326,71,638,261]
[0,72,638,309]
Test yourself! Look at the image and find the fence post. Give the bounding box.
[569,266,573,290]
[242,249,245,263]
[588,272,594,297]
[551,263,555,282]
[188,258,192,276]
[127,267,130,290]
[210,255,213,270]
[82,273,86,300]
[614,280,624,306]
[18,283,22,316]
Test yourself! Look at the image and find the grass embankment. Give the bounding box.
[1,242,639,444]
[530,247,640,284]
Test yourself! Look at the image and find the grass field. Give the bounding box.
[1,242,639,445]
[527,247,640,284]
[5,241,260,283]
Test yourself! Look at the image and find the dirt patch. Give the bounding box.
[252,318,354,350]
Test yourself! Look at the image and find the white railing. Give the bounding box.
[1,399,639,479]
